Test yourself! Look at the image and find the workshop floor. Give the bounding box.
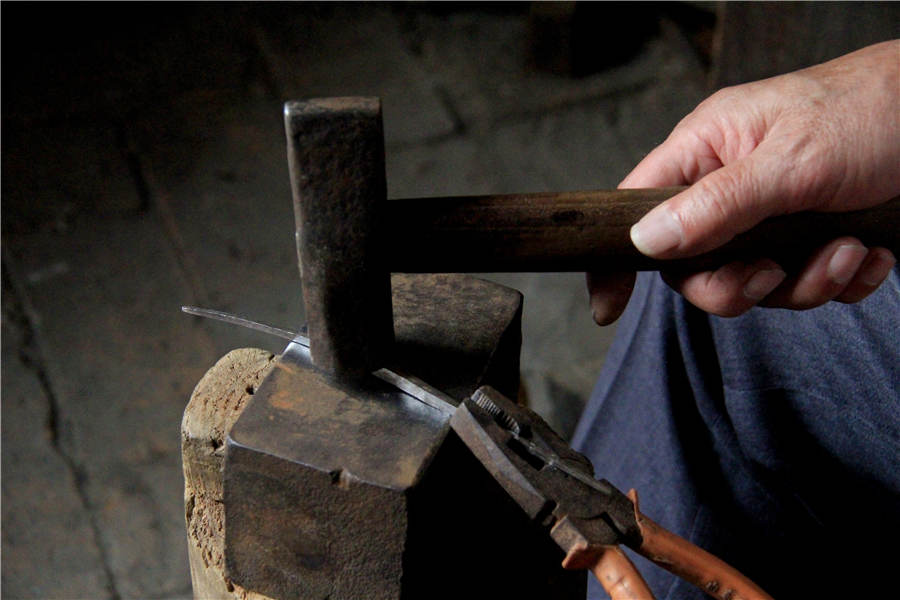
[1,4,710,598]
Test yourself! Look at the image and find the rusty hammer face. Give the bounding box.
[284,97,395,380]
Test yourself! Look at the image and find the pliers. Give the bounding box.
[450,386,775,600]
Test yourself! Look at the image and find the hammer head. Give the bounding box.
[284,97,394,379]
[222,99,584,598]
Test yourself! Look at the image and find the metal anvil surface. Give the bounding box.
[224,273,585,599]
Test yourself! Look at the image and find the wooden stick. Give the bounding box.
[385,188,900,272]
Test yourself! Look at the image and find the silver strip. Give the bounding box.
[182,306,455,416]
[372,368,456,417]
[182,306,306,345]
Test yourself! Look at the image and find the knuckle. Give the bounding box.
[707,85,744,109]
[685,174,743,240]
[679,85,744,134]
[770,130,842,209]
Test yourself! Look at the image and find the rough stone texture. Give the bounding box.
[254,4,457,147]
[403,8,655,128]
[182,348,276,600]
[2,122,144,236]
[712,2,900,89]
[134,96,305,358]
[1,276,112,599]
[4,212,216,598]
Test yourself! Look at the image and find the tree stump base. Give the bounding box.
[181,348,276,600]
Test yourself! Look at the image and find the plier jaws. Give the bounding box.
[450,386,774,600]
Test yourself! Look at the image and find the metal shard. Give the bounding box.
[182,305,455,415]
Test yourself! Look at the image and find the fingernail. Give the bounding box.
[743,269,787,301]
[828,244,867,285]
[630,208,682,256]
[861,251,896,287]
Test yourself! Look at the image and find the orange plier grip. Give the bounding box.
[557,489,774,600]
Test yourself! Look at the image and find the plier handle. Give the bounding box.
[450,386,774,600]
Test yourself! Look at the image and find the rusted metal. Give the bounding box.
[224,273,585,599]
[285,97,394,380]
[449,385,655,600]
[450,386,773,600]
[451,386,642,553]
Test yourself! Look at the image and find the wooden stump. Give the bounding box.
[181,348,277,600]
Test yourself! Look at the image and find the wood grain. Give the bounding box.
[182,348,277,600]
[386,189,900,272]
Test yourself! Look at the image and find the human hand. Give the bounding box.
[588,40,899,325]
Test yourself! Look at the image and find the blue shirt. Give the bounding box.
[573,269,900,599]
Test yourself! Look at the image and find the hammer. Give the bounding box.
[286,97,900,380]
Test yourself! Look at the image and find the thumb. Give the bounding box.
[630,150,793,258]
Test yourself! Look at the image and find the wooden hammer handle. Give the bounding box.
[385,188,900,273]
